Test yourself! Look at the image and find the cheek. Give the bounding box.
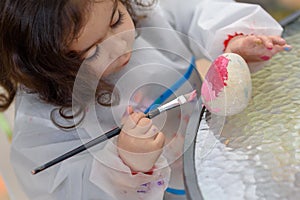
[89,56,124,77]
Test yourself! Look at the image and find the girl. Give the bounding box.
[0,0,291,199]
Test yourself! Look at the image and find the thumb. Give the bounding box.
[121,105,134,124]
[126,105,133,114]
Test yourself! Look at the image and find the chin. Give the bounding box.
[103,54,131,76]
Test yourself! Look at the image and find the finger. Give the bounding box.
[269,36,287,46]
[136,124,159,139]
[257,35,274,49]
[239,35,260,48]
[125,118,153,138]
[123,112,145,131]
[252,37,263,46]
[283,44,292,52]
[258,44,289,61]
[121,105,134,124]
[127,105,134,114]
[269,44,292,55]
[152,132,165,148]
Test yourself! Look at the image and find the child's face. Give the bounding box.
[71,0,135,77]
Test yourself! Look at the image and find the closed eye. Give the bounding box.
[85,44,101,61]
[111,10,125,29]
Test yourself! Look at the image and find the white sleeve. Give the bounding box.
[89,138,171,200]
[10,94,105,200]
[11,124,101,200]
[11,92,170,200]
[159,0,283,60]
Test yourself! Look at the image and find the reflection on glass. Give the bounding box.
[195,32,300,199]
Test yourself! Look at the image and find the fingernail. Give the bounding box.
[127,105,132,114]
[260,56,271,61]
[280,38,286,43]
[284,46,292,52]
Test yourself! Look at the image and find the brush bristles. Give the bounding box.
[184,90,197,102]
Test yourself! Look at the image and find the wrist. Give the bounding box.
[223,32,245,52]
[131,166,156,175]
[117,151,159,174]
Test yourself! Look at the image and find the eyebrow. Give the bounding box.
[81,0,118,53]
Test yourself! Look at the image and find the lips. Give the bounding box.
[102,52,131,77]
[120,52,131,66]
[122,59,130,66]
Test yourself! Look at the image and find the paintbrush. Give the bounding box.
[31,90,197,175]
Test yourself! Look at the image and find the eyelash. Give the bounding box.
[86,44,101,62]
[87,11,125,61]
[111,10,125,29]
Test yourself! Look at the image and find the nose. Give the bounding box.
[100,35,128,60]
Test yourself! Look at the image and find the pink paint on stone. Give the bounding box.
[201,55,229,102]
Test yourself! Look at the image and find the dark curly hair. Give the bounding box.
[0,0,156,128]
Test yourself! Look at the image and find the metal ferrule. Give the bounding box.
[147,109,160,119]
[158,95,186,113]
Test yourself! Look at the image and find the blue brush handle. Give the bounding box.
[144,56,196,114]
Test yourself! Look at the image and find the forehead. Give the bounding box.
[70,0,117,51]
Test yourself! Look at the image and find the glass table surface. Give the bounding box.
[184,14,300,200]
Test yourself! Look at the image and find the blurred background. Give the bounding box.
[237,0,300,20]
[0,179,9,200]
[0,0,299,200]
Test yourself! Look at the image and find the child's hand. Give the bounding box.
[117,106,165,173]
[224,34,292,63]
